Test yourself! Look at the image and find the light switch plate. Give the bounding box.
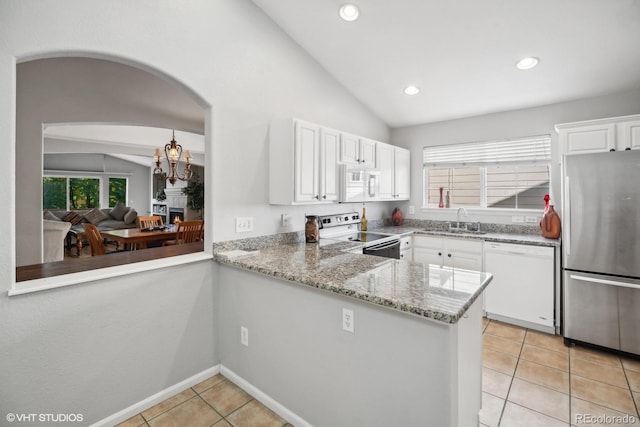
[236,217,254,233]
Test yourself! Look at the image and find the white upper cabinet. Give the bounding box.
[377,142,410,200]
[556,114,640,155]
[270,118,339,205]
[340,132,377,167]
[319,127,340,202]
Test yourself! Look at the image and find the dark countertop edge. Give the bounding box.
[216,254,493,325]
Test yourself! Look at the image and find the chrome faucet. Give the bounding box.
[456,207,468,229]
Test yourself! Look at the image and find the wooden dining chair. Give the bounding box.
[81,223,107,256]
[137,215,164,229]
[165,220,203,245]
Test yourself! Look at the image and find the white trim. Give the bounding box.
[90,365,221,427]
[9,252,213,296]
[91,364,312,427]
[220,366,313,427]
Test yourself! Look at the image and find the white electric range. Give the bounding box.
[317,212,401,259]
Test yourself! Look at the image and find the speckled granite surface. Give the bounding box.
[216,239,492,324]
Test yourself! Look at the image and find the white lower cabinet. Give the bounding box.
[399,236,412,261]
[484,242,555,331]
[413,235,483,271]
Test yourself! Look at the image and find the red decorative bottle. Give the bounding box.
[540,194,561,239]
[392,208,403,226]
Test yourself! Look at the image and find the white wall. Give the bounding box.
[391,88,640,224]
[0,0,388,424]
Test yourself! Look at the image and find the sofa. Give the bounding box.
[43,202,138,256]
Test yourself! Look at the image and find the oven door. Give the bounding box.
[363,239,400,259]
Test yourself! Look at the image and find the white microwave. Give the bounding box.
[340,165,380,203]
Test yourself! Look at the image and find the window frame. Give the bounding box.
[43,172,131,211]
[422,135,551,212]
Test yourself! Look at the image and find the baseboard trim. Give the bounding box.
[220,365,313,427]
[91,365,220,427]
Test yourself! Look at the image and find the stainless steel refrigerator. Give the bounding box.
[563,150,640,355]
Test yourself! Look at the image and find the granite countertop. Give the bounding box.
[370,225,561,247]
[215,240,492,324]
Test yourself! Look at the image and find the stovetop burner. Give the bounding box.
[344,232,393,243]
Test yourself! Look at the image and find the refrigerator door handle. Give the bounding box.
[565,176,571,255]
[570,274,640,290]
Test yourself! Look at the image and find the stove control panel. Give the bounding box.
[318,212,360,228]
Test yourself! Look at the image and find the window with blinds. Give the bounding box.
[423,135,551,209]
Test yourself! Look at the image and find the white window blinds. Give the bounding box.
[423,135,551,167]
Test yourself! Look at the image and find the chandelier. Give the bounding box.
[153,130,193,185]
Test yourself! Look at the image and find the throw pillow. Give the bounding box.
[124,208,138,225]
[70,215,86,225]
[61,212,78,222]
[84,208,110,225]
[43,210,61,221]
[110,202,128,221]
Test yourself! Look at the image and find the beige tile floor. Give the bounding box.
[481,318,640,427]
[117,318,640,427]
[116,375,291,427]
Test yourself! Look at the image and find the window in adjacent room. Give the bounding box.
[423,135,551,210]
[108,177,128,207]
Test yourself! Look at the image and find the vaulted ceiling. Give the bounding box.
[253,0,640,127]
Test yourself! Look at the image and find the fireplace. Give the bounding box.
[169,207,184,224]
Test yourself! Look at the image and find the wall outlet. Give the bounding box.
[408,205,415,214]
[280,213,290,227]
[240,326,249,346]
[235,217,254,233]
[342,308,354,333]
[525,215,538,223]
[511,215,524,223]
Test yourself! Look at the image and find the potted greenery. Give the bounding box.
[182,173,204,219]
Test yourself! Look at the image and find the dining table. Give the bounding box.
[100,227,178,250]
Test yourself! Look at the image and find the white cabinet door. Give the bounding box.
[556,114,640,155]
[294,121,320,203]
[360,138,377,167]
[621,119,640,151]
[413,235,444,265]
[394,147,411,199]
[414,236,483,271]
[340,134,377,166]
[376,142,395,200]
[560,123,616,155]
[340,132,361,165]
[320,128,340,202]
[445,238,483,271]
[376,143,410,201]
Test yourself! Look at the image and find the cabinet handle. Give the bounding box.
[626,147,631,151]
[610,148,616,152]
[438,252,442,256]
[447,253,452,258]
[314,195,319,199]
[322,195,327,199]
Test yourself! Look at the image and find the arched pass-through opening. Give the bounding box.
[12,52,213,294]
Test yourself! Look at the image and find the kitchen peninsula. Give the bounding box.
[215,238,492,427]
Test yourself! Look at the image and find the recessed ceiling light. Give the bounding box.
[516,56,539,70]
[339,4,360,21]
[404,85,420,95]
